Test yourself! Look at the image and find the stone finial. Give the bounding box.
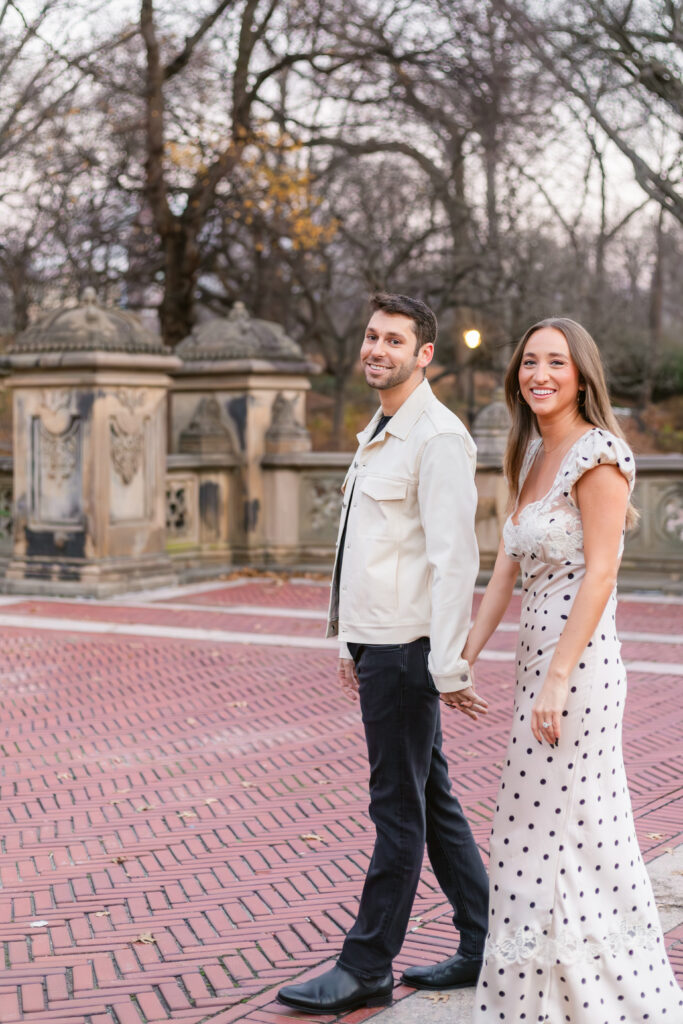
[265,392,311,454]
[178,396,237,455]
[228,301,250,325]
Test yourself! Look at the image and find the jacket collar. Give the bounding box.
[357,378,433,445]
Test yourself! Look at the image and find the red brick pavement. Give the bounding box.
[0,579,680,1024]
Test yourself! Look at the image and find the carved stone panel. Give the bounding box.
[109,415,149,522]
[656,485,683,547]
[299,472,343,544]
[31,416,83,524]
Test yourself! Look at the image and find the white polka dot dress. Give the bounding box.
[473,429,683,1023]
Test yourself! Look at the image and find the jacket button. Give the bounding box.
[460,674,469,682]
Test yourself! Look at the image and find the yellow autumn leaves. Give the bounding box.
[165,128,337,252]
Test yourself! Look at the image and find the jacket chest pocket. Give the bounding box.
[359,475,409,538]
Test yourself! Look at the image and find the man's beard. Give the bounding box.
[364,359,417,390]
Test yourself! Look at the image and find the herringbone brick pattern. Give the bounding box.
[0,580,680,1024]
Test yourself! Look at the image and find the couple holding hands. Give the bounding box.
[277,293,682,1023]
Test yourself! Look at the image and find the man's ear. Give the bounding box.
[417,343,434,368]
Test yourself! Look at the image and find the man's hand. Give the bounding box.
[440,685,488,721]
[338,658,359,701]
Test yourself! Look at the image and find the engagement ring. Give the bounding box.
[542,721,550,728]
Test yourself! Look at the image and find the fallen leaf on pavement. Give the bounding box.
[94,911,110,918]
[204,798,218,805]
[177,811,196,819]
[228,701,248,708]
[134,932,156,944]
[136,804,153,812]
[646,833,665,840]
[420,992,450,1002]
[300,832,325,842]
[111,856,127,865]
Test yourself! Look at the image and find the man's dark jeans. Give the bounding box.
[337,637,489,981]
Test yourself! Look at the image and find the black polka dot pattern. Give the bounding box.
[477,430,683,1022]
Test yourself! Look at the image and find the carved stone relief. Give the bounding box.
[657,485,683,545]
[40,388,73,416]
[39,389,75,434]
[110,418,144,486]
[31,416,82,524]
[300,473,343,543]
[41,421,79,482]
[117,388,147,415]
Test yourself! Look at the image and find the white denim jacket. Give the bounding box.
[326,379,479,692]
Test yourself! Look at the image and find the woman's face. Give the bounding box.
[518,327,582,421]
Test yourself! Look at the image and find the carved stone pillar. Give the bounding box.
[171,302,318,564]
[4,289,181,596]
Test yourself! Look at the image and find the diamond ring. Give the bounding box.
[542,721,551,729]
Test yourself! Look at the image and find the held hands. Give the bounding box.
[338,658,359,701]
[532,672,569,746]
[440,684,489,721]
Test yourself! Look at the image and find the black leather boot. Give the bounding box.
[401,952,482,990]
[277,964,394,1013]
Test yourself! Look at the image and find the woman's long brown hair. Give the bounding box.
[503,317,638,529]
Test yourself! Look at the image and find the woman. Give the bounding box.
[464,318,682,1022]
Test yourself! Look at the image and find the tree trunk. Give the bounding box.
[159,226,201,346]
[332,369,348,449]
[642,209,664,408]
[6,258,30,333]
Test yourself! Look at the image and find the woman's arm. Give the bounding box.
[462,538,519,665]
[531,463,630,745]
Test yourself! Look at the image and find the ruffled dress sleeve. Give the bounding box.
[561,428,635,505]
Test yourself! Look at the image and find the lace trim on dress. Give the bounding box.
[502,429,636,564]
[486,912,659,967]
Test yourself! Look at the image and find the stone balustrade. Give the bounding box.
[162,449,683,591]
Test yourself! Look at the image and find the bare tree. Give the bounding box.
[504,0,683,223]
[138,0,376,344]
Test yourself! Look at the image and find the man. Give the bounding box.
[277,293,489,1014]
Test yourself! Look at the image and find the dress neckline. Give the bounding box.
[510,427,596,526]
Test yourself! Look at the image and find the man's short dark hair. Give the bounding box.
[369,292,437,354]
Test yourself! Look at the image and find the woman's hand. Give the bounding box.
[532,673,569,746]
[440,683,489,721]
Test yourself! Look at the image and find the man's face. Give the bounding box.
[360,310,432,392]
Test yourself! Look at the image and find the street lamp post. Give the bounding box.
[463,329,481,427]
